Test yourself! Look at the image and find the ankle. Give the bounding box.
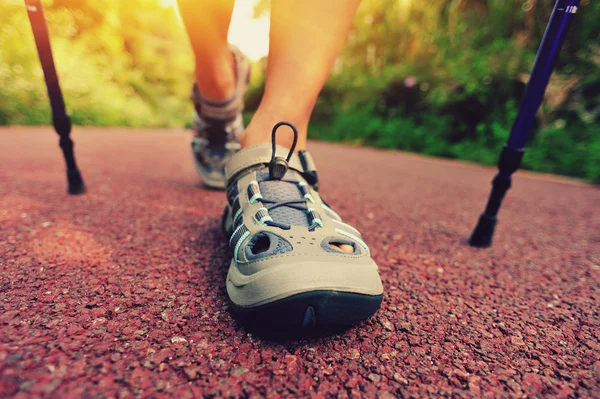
[195,50,235,101]
[242,115,308,150]
[242,97,312,149]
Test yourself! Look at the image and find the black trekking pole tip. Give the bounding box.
[67,168,86,195]
[469,213,497,248]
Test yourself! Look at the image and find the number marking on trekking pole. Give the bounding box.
[559,6,578,13]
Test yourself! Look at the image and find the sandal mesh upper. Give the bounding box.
[257,170,310,229]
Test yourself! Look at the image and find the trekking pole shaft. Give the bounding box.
[469,0,581,247]
[25,0,86,194]
[25,0,68,123]
[508,0,581,150]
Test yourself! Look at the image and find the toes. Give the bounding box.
[329,243,355,253]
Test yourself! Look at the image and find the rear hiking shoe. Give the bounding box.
[191,45,250,189]
[222,122,384,332]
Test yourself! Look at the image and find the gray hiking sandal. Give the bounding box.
[223,122,384,330]
[191,45,250,189]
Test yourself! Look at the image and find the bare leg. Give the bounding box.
[242,0,361,150]
[177,0,236,100]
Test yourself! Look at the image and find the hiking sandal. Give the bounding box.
[191,45,251,189]
[222,122,384,330]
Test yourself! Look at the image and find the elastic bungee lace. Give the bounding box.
[257,122,323,232]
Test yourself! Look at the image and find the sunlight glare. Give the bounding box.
[163,0,270,61]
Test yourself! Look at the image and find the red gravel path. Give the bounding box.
[1,127,599,398]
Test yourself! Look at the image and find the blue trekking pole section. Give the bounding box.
[25,0,86,195]
[469,0,581,248]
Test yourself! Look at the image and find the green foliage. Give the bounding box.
[0,0,194,127]
[526,123,600,181]
[1,0,598,182]
[305,0,600,182]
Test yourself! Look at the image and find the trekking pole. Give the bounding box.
[469,0,581,248]
[25,0,86,195]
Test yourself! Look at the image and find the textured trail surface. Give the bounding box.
[1,127,599,398]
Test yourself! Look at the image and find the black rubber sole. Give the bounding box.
[229,290,383,337]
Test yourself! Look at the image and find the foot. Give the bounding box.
[222,122,384,332]
[191,46,250,189]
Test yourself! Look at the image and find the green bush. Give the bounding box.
[0,0,193,128]
[305,0,600,182]
[1,0,598,182]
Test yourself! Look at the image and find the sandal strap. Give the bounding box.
[225,144,315,183]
